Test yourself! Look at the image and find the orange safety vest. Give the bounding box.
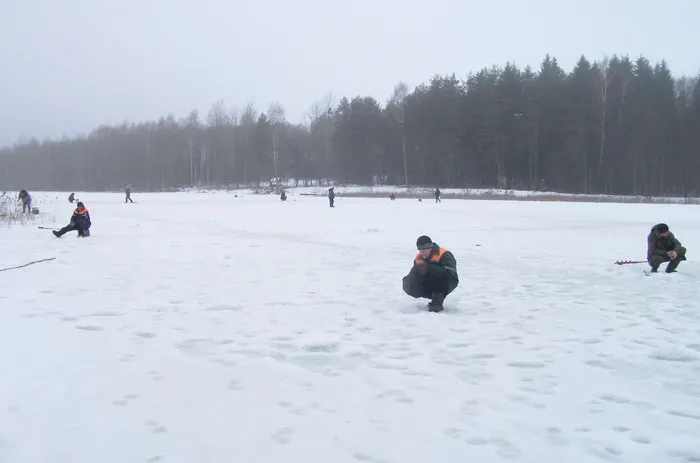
[414,247,448,265]
[73,208,89,216]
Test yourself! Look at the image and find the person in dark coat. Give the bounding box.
[53,202,91,238]
[68,192,75,203]
[434,188,441,203]
[18,190,32,214]
[328,186,335,207]
[125,185,134,203]
[280,190,287,201]
[647,223,686,273]
[402,235,459,312]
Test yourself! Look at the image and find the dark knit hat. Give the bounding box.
[77,201,85,208]
[416,235,433,249]
[655,223,669,233]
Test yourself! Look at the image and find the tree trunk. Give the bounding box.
[401,132,408,185]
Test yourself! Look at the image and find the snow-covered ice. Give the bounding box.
[1,191,700,462]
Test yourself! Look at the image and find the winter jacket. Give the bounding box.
[71,208,91,230]
[19,191,31,204]
[647,225,683,261]
[412,243,458,281]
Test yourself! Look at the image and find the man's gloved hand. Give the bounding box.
[415,263,430,276]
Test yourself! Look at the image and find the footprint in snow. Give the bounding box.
[271,426,294,445]
[145,420,167,434]
[113,394,139,406]
[75,325,104,332]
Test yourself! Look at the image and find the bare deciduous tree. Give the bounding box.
[388,81,410,185]
[268,101,286,179]
[240,102,258,185]
[207,100,230,127]
[597,56,614,181]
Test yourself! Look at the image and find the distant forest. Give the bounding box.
[2,54,699,196]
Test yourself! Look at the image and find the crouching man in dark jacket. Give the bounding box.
[402,235,459,312]
[53,202,91,238]
[647,223,686,273]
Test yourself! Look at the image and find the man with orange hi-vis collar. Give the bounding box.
[402,235,458,312]
[52,202,92,238]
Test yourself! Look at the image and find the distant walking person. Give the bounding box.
[328,186,335,207]
[647,223,687,273]
[52,201,91,238]
[280,190,287,201]
[434,188,441,203]
[18,190,31,214]
[68,192,75,203]
[125,185,134,203]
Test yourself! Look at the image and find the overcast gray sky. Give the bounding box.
[0,0,697,148]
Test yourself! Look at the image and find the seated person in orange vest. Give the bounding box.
[53,202,91,238]
[402,235,459,312]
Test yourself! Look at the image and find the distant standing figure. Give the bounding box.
[434,188,441,203]
[18,190,31,214]
[280,190,287,201]
[68,192,75,203]
[647,223,687,273]
[125,185,134,203]
[328,187,335,207]
[53,201,91,238]
[389,193,396,201]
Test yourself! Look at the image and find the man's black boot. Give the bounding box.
[428,293,445,312]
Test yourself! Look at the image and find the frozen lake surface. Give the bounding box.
[1,191,699,462]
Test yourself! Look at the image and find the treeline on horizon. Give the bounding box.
[1,53,699,197]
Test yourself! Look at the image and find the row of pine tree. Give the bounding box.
[2,54,699,196]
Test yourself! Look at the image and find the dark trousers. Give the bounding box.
[329,197,334,207]
[403,265,458,299]
[55,225,89,237]
[650,247,687,272]
[125,194,133,203]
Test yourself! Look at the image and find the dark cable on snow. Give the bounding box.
[0,257,56,272]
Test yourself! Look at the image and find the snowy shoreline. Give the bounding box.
[15,184,700,204]
[174,185,700,205]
